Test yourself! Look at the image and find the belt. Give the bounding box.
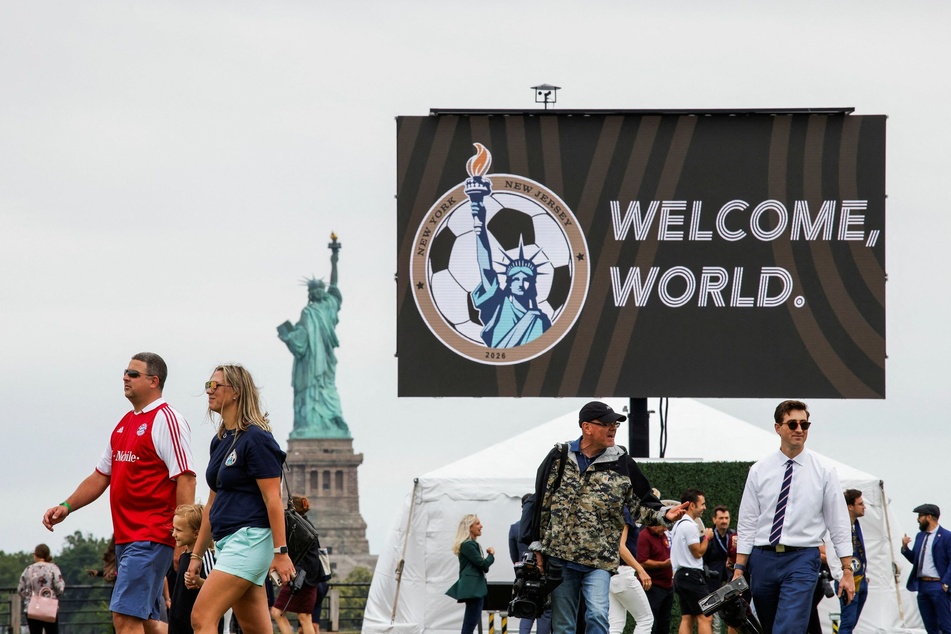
[920,576,942,582]
[755,545,814,553]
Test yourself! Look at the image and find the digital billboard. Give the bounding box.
[396,111,886,398]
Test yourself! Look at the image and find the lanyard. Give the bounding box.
[714,530,730,553]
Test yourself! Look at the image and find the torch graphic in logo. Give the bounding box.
[410,143,589,365]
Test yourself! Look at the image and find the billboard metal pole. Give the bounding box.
[628,397,650,457]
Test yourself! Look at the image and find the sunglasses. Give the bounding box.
[780,420,812,431]
[123,369,154,379]
[586,420,622,429]
[205,381,231,391]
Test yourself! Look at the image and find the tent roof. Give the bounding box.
[425,398,877,484]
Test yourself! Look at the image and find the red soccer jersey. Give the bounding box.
[97,399,193,546]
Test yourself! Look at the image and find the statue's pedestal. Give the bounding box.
[285,438,376,578]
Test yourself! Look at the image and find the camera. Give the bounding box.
[698,577,763,634]
[508,552,564,619]
[819,569,835,598]
[699,575,748,616]
[275,569,309,617]
[290,569,307,594]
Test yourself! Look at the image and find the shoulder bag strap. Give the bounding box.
[552,442,570,493]
[281,462,292,508]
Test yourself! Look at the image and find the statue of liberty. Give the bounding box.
[465,143,551,348]
[277,234,350,439]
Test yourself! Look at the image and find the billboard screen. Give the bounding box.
[396,112,886,398]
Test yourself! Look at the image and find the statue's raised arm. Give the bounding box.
[465,145,495,291]
[329,232,340,289]
[463,144,551,349]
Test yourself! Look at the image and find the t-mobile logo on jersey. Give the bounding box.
[115,451,139,463]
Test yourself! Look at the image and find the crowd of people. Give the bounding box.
[447,399,951,634]
[33,352,329,634]
[24,353,951,634]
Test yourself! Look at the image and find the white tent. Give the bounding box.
[364,399,923,634]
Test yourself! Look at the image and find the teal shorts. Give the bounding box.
[215,527,273,585]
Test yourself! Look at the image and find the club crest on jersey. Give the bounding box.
[225,451,237,467]
[136,423,148,436]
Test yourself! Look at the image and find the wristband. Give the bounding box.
[734,563,746,572]
[59,501,72,514]
[190,553,203,561]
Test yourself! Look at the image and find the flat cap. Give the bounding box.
[914,503,941,518]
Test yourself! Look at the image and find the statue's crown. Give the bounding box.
[301,276,325,291]
[502,240,545,279]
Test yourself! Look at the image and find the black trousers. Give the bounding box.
[645,585,674,634]
[27,618,58,634]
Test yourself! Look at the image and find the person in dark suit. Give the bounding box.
[901,504,951,634]
[447,515,495,634]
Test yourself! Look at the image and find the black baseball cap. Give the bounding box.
[914,503,940,518]
[579,401,627,425]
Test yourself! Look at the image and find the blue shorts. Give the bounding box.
[215,527,273,585]
[112,541,174,620]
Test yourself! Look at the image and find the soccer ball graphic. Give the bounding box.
[426,190,574,345]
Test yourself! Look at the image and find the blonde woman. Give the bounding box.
[446,515,495,634]
[188,365,295,634]
[17,544,65,634]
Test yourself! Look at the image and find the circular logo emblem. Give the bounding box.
[411,143,589,365]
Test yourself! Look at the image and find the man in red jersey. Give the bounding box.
[43,352,196,634]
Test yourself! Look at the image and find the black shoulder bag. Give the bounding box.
[281,465,332,581]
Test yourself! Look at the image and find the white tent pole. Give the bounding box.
[391,478,421,624]
[880,479,906,625]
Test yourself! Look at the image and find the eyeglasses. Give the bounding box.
[586,420,622,429]
[124,369,154,379]
[205,381,231,391]
[781,420,812,431]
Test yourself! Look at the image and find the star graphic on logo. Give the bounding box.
[576,252,585,261]
[416,281,425,290]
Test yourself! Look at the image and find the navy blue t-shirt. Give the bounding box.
[206,425,286,541]
[622,506,640,557]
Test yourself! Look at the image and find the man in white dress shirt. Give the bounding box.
[731,400,854,633]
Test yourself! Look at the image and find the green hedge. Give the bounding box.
[639,461,753,516]
[628,461,753,634]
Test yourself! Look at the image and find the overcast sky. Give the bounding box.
[2,1,949,557]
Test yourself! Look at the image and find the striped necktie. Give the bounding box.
[769,459,795,546]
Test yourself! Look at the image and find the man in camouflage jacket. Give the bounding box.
[529,401,687,634]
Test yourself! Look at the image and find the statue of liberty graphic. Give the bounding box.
[464,143,551,348]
